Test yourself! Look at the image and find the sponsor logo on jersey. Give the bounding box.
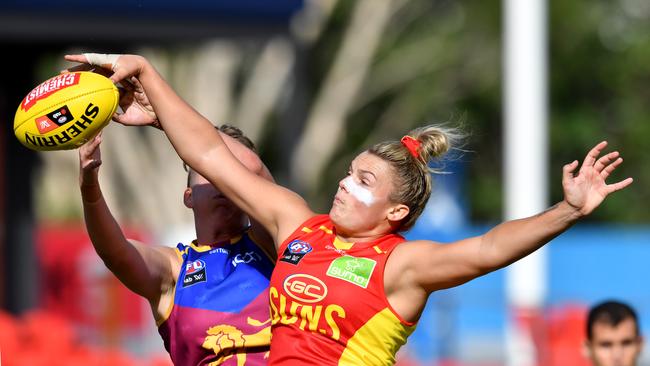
[34,105,74,134]
[183,259,207,287]
[280,240,313,265]
[326,256,376,288]
[209,247,229,255]
[21,73,80,112]
[283,274,327,303]
[232,251,262,267]
[325,244,347,256]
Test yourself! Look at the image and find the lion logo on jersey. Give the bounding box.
[202,317,271,365]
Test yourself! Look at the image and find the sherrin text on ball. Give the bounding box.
[14,71,119,151]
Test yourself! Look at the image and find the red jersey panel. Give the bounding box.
[268,215,416,365]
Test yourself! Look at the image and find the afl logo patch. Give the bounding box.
[288,240,312,254]
[280,240,312,265]
[283,274,327,303]
[183,259,207,287]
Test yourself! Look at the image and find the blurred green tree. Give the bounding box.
[272,0,647,224]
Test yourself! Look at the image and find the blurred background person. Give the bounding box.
[584,300,644,366]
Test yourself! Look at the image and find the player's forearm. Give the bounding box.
[80,181,133,266]
[79,169,102,203]
[478,200,583,269]
[81,188,169,301]
[136,58,228,174]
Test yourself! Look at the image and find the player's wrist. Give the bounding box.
[79,169,99,185]
[557,200,584,222]
[79,179,103,204]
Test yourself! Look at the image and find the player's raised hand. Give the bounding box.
[65,54,160,129]
[78,132,103,189]
[64,53,145,84]
[562,141,633,216]
[113,76,160,129]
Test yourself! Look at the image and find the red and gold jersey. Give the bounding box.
[268,215,416,365]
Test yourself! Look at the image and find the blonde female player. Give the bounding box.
[67,53,633,366]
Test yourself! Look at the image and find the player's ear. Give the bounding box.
[387,204,409,222]
[183,188,192,208]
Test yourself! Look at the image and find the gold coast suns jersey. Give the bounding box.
[268,215,417,365]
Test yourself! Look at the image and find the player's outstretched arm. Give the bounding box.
[66,53,313,245]
[394,141,633,293]
[79,133,179,319]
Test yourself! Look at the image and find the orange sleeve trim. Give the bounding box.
[156,284,177,327]
[318,225,333,234]
[173,246,184,263]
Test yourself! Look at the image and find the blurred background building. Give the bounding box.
[1,0,649,365]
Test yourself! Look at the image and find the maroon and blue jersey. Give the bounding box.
[158,232,274,366]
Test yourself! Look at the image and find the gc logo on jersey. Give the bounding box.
[283,274,328,303]
[280,240,313,265]
[183,259,207,287]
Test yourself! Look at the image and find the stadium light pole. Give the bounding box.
[503,0,549,365]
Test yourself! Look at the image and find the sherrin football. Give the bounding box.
[14,71,119,151]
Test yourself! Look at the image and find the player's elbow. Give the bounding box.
[236,147,263,175]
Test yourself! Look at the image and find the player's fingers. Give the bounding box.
[60,64,93,74]
[117,77,135,92]
[593,151,619,173]
[112,112,127,125]
[606,177,634,193]
[109,68,131,84]
[601,157,623,180]
[64,54,89,63]
[562,160,578,184]
[84,132,102,152]
[130,76,144,89]
[580,141,608,172]
[82,53,120,70]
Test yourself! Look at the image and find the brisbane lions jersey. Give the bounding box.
[159,233,274,366]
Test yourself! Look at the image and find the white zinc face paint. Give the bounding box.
[341,176,375,206]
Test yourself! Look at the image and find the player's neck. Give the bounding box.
[194,219,248,247]
[333,220,394,244]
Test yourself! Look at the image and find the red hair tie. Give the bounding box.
[400,135,420,158]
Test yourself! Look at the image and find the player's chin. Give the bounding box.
[329,205,349,227]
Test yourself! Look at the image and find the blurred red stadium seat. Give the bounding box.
[0,309,172,366]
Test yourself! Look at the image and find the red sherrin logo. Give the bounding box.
[21,73,80,112]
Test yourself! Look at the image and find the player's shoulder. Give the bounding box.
[392,239,445,257]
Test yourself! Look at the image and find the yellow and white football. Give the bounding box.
[14,71,119,151]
